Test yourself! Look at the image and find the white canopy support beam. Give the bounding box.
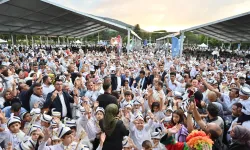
[127,29,130,53]
[32,36,34,48]
[26,35,28,46]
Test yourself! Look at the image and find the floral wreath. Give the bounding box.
[184,130,214,150]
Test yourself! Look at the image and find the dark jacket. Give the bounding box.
[228,142,249,150]
[111,75,122,91]
[135,76,149,90]
[100,120,129,150]
[96,92,118,110]
[161,71,167,82]
[121,75,133,87]
[43,90,74,118]
[19,84,35,111]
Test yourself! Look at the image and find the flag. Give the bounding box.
[171,37,180,57]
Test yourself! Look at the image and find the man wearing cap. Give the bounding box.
[236,87,250,124]
[238,74,250,88]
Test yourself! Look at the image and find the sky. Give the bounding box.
[49,0,250,32]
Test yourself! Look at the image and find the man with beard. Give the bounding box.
[42,76,55,100]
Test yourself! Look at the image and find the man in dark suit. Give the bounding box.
[159,64,167,82]
[111,71,122,92]
[135,70,149,90]
[43,79,76,118]
[97,83,118,109]
[148,67,158,85]
[121,69,133,87]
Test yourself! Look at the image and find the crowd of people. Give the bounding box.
[0,45,249,150]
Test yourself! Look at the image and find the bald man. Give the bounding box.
[188,102,226,149]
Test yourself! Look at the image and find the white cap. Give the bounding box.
[51,128,60,140]
[133,99,141,105]
[125,103,132,109]
[28,125,42,136]
[7,114,21,127]
[164,116,172,122]
[41,113,52,123]
[51,108,61,117]
[151,132,161,139]
[65,119,76,128]
[77,144,90,150]
[134,114,144,121]
[240,86,250,96]
[20,111,29,120]
[30,108,41,116]
[57,126,71,139]
[17,140,32,150]
[173,91,182,98]
[122,136,130,148]
[95,107,105,114]
[79,106,86,113]
[90,65,95,72]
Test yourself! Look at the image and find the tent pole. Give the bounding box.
[127,29,130,53]
[11,34,14,46]
[46,36,48,46]
[180,31,185,57]
[40,36,42,45]
[26,35,28,46]
[32,36,34,48]
[58,36,60,45]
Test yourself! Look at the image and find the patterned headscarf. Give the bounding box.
[232,125,250,148]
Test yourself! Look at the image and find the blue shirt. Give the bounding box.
[2,106,27,118]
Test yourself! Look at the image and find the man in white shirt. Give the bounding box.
[42,76,55,100]
[167,72,182,93]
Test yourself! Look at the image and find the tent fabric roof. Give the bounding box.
[156,32,180,41]
[182,11,250,43]
[0,0,141,39]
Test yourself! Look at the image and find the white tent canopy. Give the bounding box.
[198,43,208,48]
[74,40,82,44]
[0,0,141,40]
[0,39,7,43]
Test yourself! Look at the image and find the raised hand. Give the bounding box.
[51,91,58,101]
[43,128,50,141]
[147,88,153,96]
[100,132,106,144]
[93,101,99,109]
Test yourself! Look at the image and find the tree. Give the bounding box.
[134,24,141,37]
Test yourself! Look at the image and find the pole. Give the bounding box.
[127,29,130,53]
[26,35,28,46]
[98,32,99,43]
[46,36,48,46]
[11,34,14,46]
[58,36,60,45]
[40,36,42,45]
[32,36,34,48]
[180,31,185,57]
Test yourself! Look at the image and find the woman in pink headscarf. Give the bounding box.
[229,125,250,150]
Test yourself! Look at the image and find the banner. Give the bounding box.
[238,43,241,50]
[143,39,148,46]
[171,37,180,57]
